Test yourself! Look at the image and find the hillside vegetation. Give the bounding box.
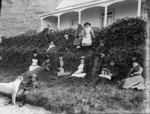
[0,17,147,113]
[0,0,58,37]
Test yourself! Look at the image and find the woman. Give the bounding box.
[120,58,145,90]
[29,50,40,71]
[82,22,95,50]
[70,56,86,78]
[74,24,83,49]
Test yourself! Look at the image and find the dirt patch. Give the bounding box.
[0,97,52,114]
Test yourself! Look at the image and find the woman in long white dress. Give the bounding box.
[71,56,86,78]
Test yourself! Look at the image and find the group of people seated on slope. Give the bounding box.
[2,22,145,107]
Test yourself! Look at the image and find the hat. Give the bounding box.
[102,63,108,68]
[84,22,91,26]
[80,56,85,59]
[33,49,37,54]
[99,40,106,44]
[31,74,37,78]
[132,57,139,63]
[64,32,69,35]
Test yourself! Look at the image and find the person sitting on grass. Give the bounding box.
[46,41,56,52]
[119,58,145,90]
[70,56,86,78]
[29,49,40,71]
[91,40,108,77]
[17,74,39,107]
[85,60,119,88]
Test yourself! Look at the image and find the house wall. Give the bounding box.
[81,7,103,27]
[41,0,140,30]
[109,0,138,20]
[60,12,78,29]
[43,16,57,30]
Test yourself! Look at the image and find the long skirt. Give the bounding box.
[122,75,145,90]
[29,65,40,71]
[71,69,86,78]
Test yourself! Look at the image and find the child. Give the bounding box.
[29,50,40,71]
[46,41,56,52]
[17,74,39,107]
[82,22,95,51]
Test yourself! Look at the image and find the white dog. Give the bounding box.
[0,75,23,105]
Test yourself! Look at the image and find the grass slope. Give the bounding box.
[0,67,147,113]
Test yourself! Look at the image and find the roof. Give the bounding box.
[56,0,103,9]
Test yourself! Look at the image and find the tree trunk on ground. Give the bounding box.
[145,0,150,113]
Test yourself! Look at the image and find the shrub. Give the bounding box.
[0,17,146,78]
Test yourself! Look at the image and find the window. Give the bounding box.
[70,16,78,28]
[101,11,114,27]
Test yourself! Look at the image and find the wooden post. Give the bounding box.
[104,6,108,27]
[145,0,150,113]
[78,11,81,24]
[57,15,60,30]
[137,0,142,16]
[40,18,44,31]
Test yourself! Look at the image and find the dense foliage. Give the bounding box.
[0,17,146,78]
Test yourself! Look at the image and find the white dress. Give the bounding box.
[71,64,86,78]
[29,59,40,71]
[82,27,92,46]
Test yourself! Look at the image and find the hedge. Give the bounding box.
[0,17,146,78]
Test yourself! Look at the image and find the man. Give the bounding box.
[91,40,108,77]
[17,74,39,107]
[41,23,54,43]
[86,59,119,87]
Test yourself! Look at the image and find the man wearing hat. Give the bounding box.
[82,22,95,51]
[17,74,39,107]
[91,40,108,77]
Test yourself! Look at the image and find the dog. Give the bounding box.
[0,75,24,105]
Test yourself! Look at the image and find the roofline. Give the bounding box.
[40,0,112,17]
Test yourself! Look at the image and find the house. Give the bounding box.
[40,0,147,31]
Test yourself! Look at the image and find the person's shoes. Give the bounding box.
[19,101,25,107]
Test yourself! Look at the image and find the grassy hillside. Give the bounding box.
[0,0,58,37]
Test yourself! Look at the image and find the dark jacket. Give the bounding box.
[60,38,72,51]
[95,45,108,57]
[19,79,38,91]
[109,65,119,77]
[127,65,143,78]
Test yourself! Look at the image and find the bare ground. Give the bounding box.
[0,96,51,114]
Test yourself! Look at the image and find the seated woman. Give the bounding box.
[29,50,40,71]
[120,58,145,90]
[71,56,86,78]
[46,41,56,52]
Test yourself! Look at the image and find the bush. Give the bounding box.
[0,17,146,78]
